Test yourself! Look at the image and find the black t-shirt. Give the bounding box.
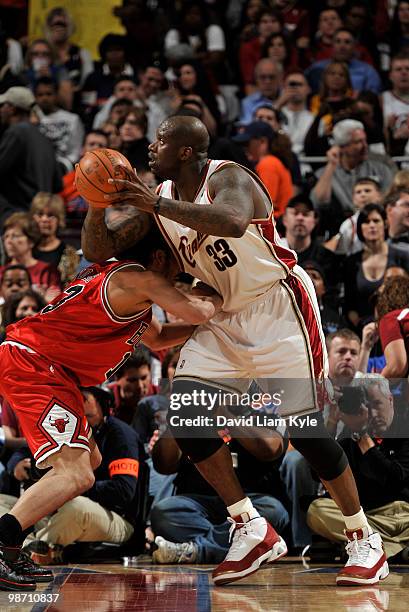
[33,242,66,268]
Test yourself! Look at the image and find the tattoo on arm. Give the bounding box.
[157,167,254,238]
[82,207,152,261]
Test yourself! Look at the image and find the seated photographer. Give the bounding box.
[150,417,289,565]
[23,387,143,564]
[307,374,409,562]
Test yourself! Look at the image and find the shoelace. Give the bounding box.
[0,558,13,573]
[225,518,254,560]
[163,541,195,563]
[345,534,374,565]
[13,551,39,571]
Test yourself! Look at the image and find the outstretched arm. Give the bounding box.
[81,206,152,262]
[106,166,255,238]
[143,317,196,350]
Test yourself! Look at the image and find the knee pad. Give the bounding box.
[167,379,226,463]
[288,412,348,481]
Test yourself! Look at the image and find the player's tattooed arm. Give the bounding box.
[157,167,255,237]
[106,165,255,238]
[81,206,152,262]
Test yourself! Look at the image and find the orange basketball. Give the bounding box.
[75,148,133,208]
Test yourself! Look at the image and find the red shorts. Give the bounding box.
[0,342,91,468]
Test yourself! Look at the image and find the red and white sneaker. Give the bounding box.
[212,515,287,586]
[336,529,389,586]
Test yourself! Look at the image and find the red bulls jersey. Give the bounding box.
[6,261,152,386]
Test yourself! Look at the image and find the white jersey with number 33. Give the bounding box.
[154,159,297,312]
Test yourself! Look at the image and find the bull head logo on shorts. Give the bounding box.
[49,414,70,433]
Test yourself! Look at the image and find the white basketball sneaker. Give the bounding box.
[336,529,389,586]
[212,514,287,586]
[152,536,198,564]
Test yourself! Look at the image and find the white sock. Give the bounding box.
[227,497,259,522]
[343,507,372,534]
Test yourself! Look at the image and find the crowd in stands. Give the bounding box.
[0,0,408,566]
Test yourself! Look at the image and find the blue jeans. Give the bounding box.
[150,493,289,564]
[279,450,318,548]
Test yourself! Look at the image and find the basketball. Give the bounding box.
[75,148,133,208]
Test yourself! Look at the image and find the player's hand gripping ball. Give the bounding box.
[75,148,133,208]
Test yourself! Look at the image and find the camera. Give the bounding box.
[338,386,367,415]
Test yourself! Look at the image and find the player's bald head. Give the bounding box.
[159,116,209,159]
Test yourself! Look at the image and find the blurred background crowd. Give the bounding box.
[0,0,408,568]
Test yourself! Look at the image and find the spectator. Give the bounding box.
[352,90,386,154]
[304,60,354,157]
[306,28,382,94]
[0,86,62,228]
[1,213,61,300]
[328,177,382,256]
[252,104,300,184]
[118,108,150,170]
[280,194,340,289]
[81,34,134,124]
[240,58,282,124]
[150,425,288,564]
[0,265,31,303]
[273,0,311,48]
[377,276,409,379]
[109,352,157,426]
[307,374,409,562]
[0,27,24,94]
[311,8,343,62]
[163,1,226,79]
[303,260,346,336]
[324,328,363,438]
[30,192,79,284]
[24,386,142,564]
[100,121,122,150]
[390,0,409,56]
[261,32,296,73]
[34,77,84,173]
[172,60,220,137]
[384,189,409,248]
[311,119,394,236]
[134,64,172,142]
[239,8,284,93]
[22,39,73,110]
[113,0,158,71]
[2,288,46,329]
[92,76,139,130]
[278,71,314,156]
[44,7,93,90]
[343,1,379,64]
[233,120,293,218]
[1,288,45,344]
[342,204,409,330]
[382,53,409,156]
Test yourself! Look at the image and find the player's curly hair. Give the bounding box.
[376,276,409,320]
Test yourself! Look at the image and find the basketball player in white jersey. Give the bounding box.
[82,116,388,587]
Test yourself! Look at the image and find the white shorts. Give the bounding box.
[174,266,328,418]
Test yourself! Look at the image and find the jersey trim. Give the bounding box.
[100,262,151,324]
[398,308,409,321]
[154,211,185,272]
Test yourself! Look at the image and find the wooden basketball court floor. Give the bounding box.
[1,557,408,612]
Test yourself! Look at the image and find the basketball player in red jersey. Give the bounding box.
[81,116,388,587]
[0,233,222,591]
